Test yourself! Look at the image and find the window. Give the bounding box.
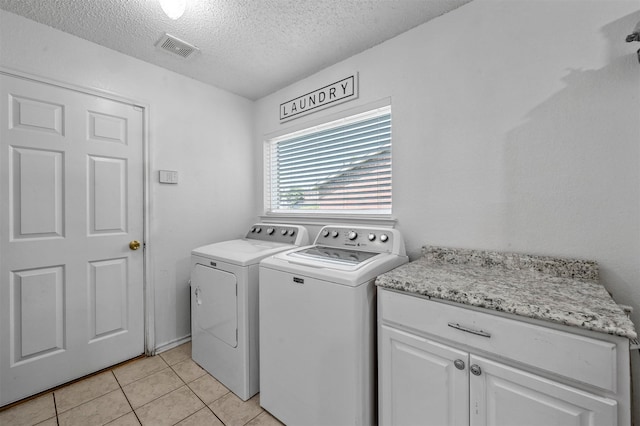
[265,105,392,215]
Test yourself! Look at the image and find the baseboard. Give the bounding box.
[154,335,192,355]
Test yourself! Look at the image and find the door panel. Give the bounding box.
[9,95,64,135]
[87,111,127,144]
[12,266,65,362]
[193,265,238,348]
[11,147,64,239]
[470,355,617,426]
[0,73,145,406]
[88,156,127,234]
[379,325,469,426]
[89,258,128,340]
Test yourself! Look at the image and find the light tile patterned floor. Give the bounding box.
[0,342,283,426]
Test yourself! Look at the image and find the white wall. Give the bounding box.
[254,0,640,420]
[255,0,640,331]
[0,10,255,350]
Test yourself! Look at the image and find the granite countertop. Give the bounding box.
[375,246,637,339]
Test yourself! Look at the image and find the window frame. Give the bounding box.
[264,103,393,219]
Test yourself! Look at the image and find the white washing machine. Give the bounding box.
[259,225,408,425]
[190,223,308,401]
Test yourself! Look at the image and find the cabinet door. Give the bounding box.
[379,325,469,426]
[469,355,617,426]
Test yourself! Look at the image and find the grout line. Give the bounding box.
[168,362,228,425]
[53,387,126,421]
[244,410,264,426]
[168,362,188,386]
[194,399,226,425]
[107,412,141,426]
[168,405,221,426]
[112,370,142,425]
[113,353,207,424]
[112,369,144,425]
[121,369,185,411]
[52,392,60,425]
[115,364,170,390]
[53,376,121,416]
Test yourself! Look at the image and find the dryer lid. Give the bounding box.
[192,239,297,266]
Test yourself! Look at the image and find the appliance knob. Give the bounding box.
[331,230,339,238]
[255,227,262,233]
[288,230,296,236]
[379,234,389,242]
[251,227,256,233]
[348,231,358,240]
[267,228,275,235]
[281,229,288,235]
[368,233,376,241]
[322,229,330,237]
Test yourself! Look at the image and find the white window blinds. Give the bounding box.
[265,106,392,215]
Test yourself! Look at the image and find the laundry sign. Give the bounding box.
[280,74,358,122]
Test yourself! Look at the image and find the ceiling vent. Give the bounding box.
[155,33,199,59]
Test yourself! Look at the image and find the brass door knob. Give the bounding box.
[129,240,141,250]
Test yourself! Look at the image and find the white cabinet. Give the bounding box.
[470,354,617,426]
[378,288,631,426]
[379,325,468,426]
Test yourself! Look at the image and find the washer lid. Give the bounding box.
[192,239,297,266]
[261,249,409,286]
[287,246,379,266]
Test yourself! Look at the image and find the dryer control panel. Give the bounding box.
[315,226,406,256]
[245,223,309,246]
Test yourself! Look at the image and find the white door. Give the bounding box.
[469,355,617,426]
[192,265,238,348]
[379,325,469,426]
[0,73,145,406]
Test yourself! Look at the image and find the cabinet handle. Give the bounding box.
[470,364,482,376]
[447,322,491,338]
[454,359,465,370]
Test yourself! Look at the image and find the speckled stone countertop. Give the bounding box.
[375,246,637,339]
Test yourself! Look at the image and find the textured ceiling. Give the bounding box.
[0,0,472,100]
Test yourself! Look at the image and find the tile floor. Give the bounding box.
[0,342,283,426]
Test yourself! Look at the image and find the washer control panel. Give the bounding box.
[315,226,404,255]
[245,223,309,245]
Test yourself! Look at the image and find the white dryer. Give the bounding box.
[259,225,408,425]
[190,223,308,401]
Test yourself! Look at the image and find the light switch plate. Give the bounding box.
[159,170,178,184]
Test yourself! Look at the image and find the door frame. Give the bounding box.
[0,66,155,356]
